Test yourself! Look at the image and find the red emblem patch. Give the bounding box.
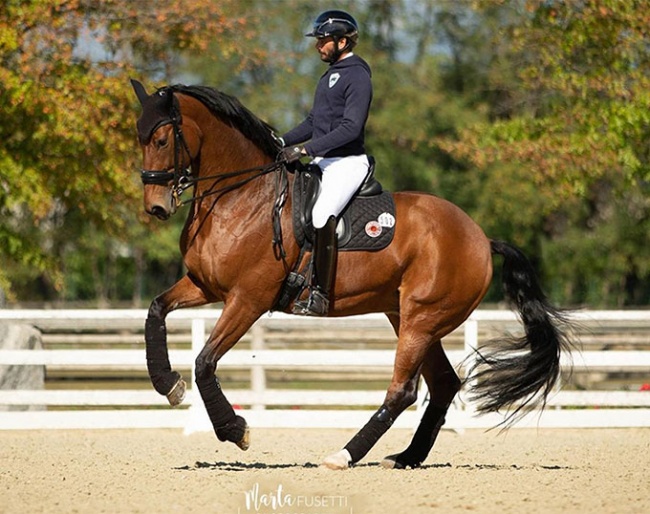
[365,221,382,238]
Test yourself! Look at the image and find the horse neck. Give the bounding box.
[194,112,277,214]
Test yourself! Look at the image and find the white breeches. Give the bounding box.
[311,155,370,229]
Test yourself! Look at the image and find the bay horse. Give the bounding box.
[130,79,572,470]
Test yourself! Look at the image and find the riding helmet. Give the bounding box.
[305,10,359,39]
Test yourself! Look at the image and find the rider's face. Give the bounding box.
[315,36,341,62]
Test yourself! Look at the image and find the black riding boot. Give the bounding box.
[293,215,337,316]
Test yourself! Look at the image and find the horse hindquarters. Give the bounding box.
[322,195,493,469]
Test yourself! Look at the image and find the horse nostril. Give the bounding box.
[150,206,170,220]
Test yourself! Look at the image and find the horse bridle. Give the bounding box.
[139,94,285,209]
[138,91,290,261]
[139,99,194,206]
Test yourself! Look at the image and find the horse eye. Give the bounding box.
[156,137,168,149]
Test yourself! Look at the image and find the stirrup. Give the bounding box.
[292,289,329,316]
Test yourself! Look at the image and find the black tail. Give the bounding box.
[466,240,574,426]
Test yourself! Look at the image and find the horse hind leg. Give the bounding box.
[322,319,425,470]
[322,372,422,470]
[381,340,461,469]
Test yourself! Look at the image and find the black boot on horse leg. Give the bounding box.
[381,402,450,469]
[145,306,186,406]
[293,215,337,316]
[383,347,461,469]
[321,405,395,470]
[322,372,420,469]
[195,349,249,450]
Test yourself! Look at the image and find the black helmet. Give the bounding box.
[306,10,359,39]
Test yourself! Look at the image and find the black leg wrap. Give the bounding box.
[391,403,448,469]
[145,317,181,396]
[216,415,248,444]
[195,375,237,441]
[344,405,394,464]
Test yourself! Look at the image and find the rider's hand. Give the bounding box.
[280,145,306,163]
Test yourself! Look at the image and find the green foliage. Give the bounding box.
[1,0,649,307]
[446,0,650,305]
[0,0,245,303]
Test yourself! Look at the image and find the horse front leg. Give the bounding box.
[194,303,262,451]
[146,273,213,406]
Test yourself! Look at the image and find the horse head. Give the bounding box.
[131,79,201,220]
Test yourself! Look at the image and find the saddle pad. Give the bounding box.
[291,170,396,252]
[337,191,396,252]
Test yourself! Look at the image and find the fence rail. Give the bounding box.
[1,309,649,431]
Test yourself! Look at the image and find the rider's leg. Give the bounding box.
[293,155,368,316]
[311,155,369,229]
[293,215,337,316]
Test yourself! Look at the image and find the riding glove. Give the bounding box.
[280,145,305,163]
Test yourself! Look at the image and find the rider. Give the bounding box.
[280,9,373,316]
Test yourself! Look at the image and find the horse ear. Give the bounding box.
[130,79,149,105]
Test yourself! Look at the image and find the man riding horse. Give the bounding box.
[281,10,372,317]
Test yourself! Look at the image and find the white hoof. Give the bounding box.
[321,449,352,470]
[380,457,397,469]
[166,378,186,407]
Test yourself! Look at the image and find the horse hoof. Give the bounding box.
[380,453,419,470]
[321,449,352,470]
[166,378,186,407]
[380,454,403,469]
[236,423,250,451]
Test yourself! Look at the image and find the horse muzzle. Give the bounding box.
[144,186,177,220]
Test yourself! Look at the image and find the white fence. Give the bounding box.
[1,309,649,431]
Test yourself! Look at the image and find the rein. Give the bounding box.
[139,94,290,264]
[174,160,285,206]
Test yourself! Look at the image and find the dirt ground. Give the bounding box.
[0,427,648,514]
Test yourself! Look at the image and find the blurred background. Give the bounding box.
[1,0,649,308]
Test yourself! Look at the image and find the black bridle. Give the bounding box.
[139,100,285,208]
[139,99,193,201]
[139,98,290,261]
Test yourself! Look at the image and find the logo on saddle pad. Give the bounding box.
[365,212,395,238]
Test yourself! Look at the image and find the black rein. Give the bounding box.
[138,97,290,263]
[139,101,285,207]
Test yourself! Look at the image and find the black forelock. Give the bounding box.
[169,84,281,158]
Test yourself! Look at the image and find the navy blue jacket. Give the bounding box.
[283,54,372,158]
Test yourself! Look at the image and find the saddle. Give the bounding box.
[273,157,396,311]
[291,156,396,252]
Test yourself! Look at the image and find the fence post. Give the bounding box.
[191,317,206,374]
[463,317,479,418]
[250,323,266,410]
[185,317,208,434]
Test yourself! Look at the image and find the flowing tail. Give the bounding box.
[466,240,574,425]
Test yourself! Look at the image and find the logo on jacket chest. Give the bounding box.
[328,73,341,88]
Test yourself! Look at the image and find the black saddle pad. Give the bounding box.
[292,169,396,252]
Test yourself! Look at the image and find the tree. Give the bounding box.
[0,0,251,302]
[437,0,650,305]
